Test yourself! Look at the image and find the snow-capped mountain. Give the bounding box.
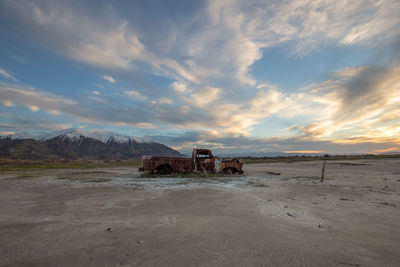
[8,128,154,144]
[89,131,152,144]
[36,128,87,141]
[1,129,181,159]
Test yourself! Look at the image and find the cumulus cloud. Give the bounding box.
[155,63,400,149]
[171,81,190,93]
[187,86,221,106]
[292,64,400,142]
[101,75,115,83]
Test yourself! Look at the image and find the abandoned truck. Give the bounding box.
[138,148,244,174]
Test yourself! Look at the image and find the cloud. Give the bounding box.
[158,98,173,104]
[156,63,400,146]
[0,1,399,154]
[181,0,400,85]
[2,0,399,88]
[101,75,115,83]
[0,82,84,117]
[292,63,400,141]
[1,61,398,154]
[283,150,323,154]
[371,147,400,153]
[149,129,400,155]
[0,131,15,136]
[0,1,199,84]
[171,81,189,93]
[124,90,147,101]
[28,105,39,112]
[9,55,28,64]
[0,68,16,81]
[187,86,221,106]
[2,100,14,107]
[0,81,207,130]
[184,86,310,136]
[0,112,72,133]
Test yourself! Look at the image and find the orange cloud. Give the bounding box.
[371,147,400,154]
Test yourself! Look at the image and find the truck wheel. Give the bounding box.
[156,164,173,175]
[222,167,238,174]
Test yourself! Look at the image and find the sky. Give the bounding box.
[0,0,399,155]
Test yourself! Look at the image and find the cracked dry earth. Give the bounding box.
[0,159,399,266]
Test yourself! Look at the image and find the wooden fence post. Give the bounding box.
[320,159,326,182]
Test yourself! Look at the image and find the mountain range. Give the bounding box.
[0,129,182,160]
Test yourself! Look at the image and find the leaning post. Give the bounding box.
[320,159,326,182]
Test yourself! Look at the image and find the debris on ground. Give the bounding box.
[267,171,281,175]
[340,198,354,201]
[286,212,295,217]
[247,181,270,187]
[379,202,396,207]
[337,261,360,266]
[107,227,113,232]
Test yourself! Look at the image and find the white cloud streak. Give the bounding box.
[124,90,147,101]
[2,0,399,87]
[0,68,16,81]
[182,0,400,85]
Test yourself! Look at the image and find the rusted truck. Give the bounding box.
[138,148,244,174]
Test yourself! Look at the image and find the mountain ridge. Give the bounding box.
[0,129,182,160]
[7,128,154,144]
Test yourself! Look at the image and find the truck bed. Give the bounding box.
[141,156,193,173]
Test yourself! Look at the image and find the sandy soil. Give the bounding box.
[0,159,399,266]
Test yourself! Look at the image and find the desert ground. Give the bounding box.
[0,159,399,266]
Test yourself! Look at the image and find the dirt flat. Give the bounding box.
[0,159,399,266]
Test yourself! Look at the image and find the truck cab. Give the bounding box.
[192,149,215,173]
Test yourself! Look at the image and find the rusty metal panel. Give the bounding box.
[141,156,193,172]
